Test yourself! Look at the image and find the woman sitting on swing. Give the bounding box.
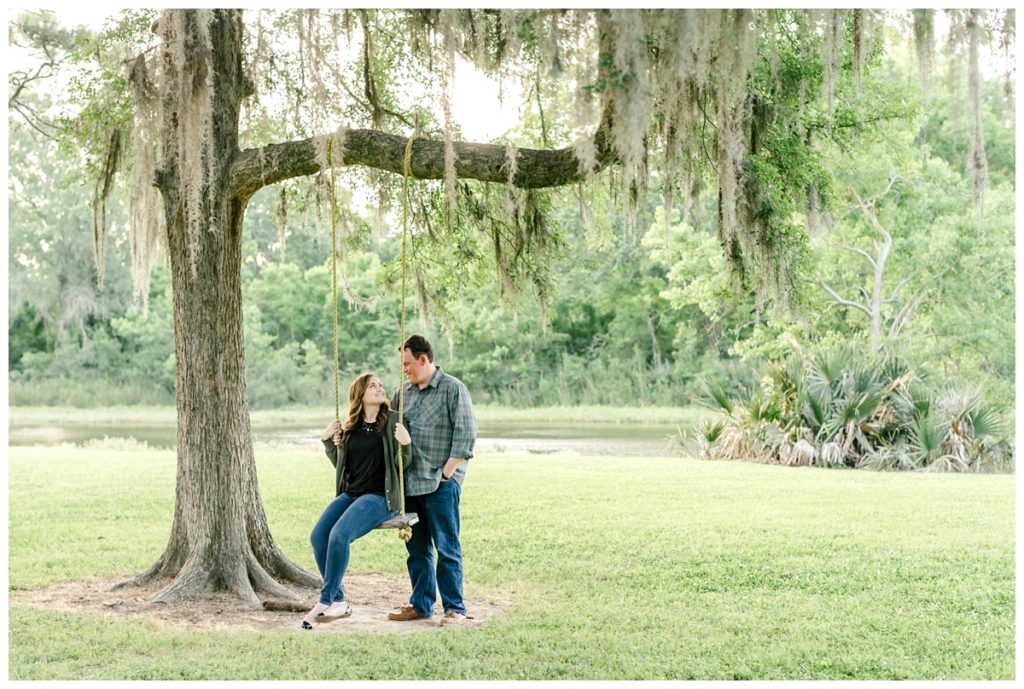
[302,372,411,629]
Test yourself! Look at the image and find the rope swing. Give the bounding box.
[327,135,418,542]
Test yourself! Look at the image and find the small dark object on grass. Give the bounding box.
[263,598,307,612]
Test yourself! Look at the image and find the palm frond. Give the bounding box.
[809,346,853,394]
[892,384,931,422]
[967,405,1005,441]
[802,386,830,432]
[907,412,946,467]
[698,418,725,444]
[698,377,734,414]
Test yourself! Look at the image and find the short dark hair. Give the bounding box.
[403,334,434,362]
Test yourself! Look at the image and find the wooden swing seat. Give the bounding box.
[376,512,418,530]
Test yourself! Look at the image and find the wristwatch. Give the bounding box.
[440,471,451,481]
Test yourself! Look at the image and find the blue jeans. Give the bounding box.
[310,492,397,605]
[404,479,465,616]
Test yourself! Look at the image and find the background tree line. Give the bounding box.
[8,15,1014,419]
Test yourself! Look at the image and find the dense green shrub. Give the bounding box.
[695,345,1013,472]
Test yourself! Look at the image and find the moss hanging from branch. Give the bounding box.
[466,9,490,70]
[240,10,271,144]
[540,10,563,77]
[650,8,701,247]
[945,10,968,124]
[91,127,121,291]
[765,10,782,93]
[694,11,721,91]
[274,185,288,260]
[104,7,1008,323]
[570,11,599,178]
[312,125,347,210]
[999,10,1015,126]
[967,9,988,233]
[159,9,216,276]
[607,9,651,212]
[439,9,459,227]
[498,10,520,64]
[852,10,866,95]
[299,10,331,132]
[912,9,935,99]
[715,9,755,281]
[819,9,844,119]
[126,53,164,312]
[502,141,519,212]
[358,10,385,130]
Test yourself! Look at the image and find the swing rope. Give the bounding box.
[328,138,342,423]
[394,134,417,542]
[327,135,418,542]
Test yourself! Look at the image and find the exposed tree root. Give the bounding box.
[151,556,224,605]
[117,541,317,605]
[246,551,301,601]
[110,555,166,591]
[110,535,192,591]
[262,544,321,588]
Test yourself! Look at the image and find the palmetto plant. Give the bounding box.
[695,345,1012,472]
[907,411,950,469]
[698,378,734,415]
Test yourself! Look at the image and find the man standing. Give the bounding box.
[388,334,477,626]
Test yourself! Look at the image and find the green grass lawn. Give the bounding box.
[7,443,1015,679]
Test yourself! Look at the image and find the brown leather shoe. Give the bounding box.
[439,611,468,627]
[388,605,428,621]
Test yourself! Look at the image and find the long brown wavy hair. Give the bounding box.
[338,372,389,446]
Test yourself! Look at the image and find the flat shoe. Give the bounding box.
[316,602,352,622]
[388,605,428,621]
[301,602,330,629]
[439,610,468,626]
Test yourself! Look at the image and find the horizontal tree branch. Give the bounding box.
[230,116,614,199]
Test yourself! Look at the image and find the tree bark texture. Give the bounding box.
[132,9,317,605]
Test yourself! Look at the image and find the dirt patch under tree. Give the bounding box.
[13,572,511,633]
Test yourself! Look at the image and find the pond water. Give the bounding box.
[9,418,698,458]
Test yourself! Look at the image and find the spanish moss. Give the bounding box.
[1000,10,1015,126]
[439,9,458,227]
[913,9,935,99]
[126,53,164,312]
[159,9,216,277]
[91,127,121,291]
[967,9,988,233]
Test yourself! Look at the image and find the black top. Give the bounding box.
[344,420,386,497]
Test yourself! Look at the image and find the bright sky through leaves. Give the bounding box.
[17,6,525,142]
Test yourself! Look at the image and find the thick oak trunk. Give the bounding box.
[126,9,317,605]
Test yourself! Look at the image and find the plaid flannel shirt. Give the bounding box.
[391,367,477,496]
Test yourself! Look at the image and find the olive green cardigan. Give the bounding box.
[321,412,410,513]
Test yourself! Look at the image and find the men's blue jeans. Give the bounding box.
[404,479,465,617]
[310,492,397,605]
